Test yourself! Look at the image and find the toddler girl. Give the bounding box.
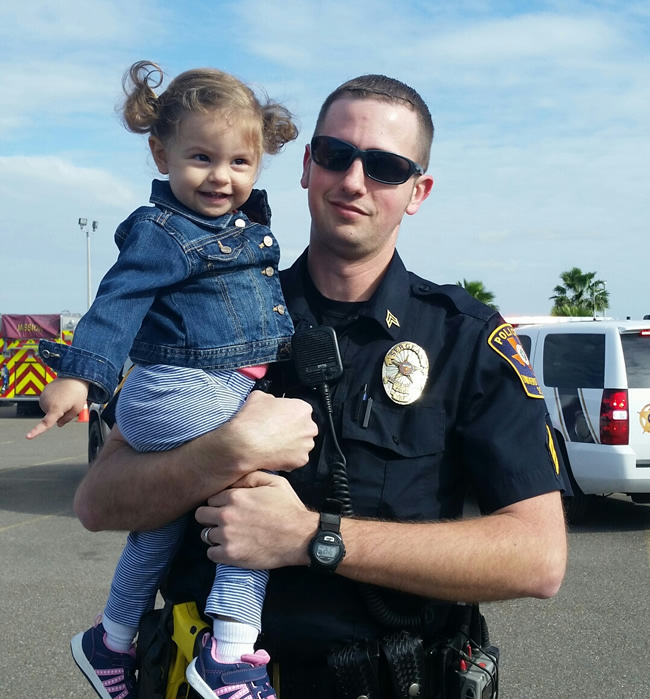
[28,60,298,699]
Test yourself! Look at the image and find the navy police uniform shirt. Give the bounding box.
[259,249,566,662]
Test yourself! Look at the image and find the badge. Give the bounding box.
[487,323,543,399]
[640,404,650,434]
[382,341,429,405]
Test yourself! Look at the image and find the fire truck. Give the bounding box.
[0,313,81,415]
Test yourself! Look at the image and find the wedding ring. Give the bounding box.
[201,526,214,546]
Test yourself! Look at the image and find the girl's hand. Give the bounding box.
[26,377,90,439]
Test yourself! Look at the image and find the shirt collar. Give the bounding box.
[149,179,272,228]
[356,251,412,341]
[281,248,412,341]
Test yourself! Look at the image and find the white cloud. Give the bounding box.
[0,0,171,137]
[0,0,648,321]
[0,156,138,210]
[431,13,621,63]
[0,0,167,45]
[0,155,144,313]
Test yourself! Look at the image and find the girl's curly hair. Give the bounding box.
[121,61,298,157]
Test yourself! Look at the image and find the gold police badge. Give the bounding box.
[382,341,429,405]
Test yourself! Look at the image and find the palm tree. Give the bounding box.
[550,267,608,316]
[457,279,499,311]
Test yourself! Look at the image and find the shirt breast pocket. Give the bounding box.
[341,399,448,520]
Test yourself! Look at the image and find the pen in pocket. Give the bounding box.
[362,397,373,429]
[355,383,368,421]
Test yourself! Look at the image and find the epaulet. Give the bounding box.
[409,275,497,322]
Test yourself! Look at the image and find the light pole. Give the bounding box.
[78,218,98,310]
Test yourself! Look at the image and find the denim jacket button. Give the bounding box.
[262,266,275,277]
[263,235,273,247]
[274,305,286,315]
[234,218,246,228]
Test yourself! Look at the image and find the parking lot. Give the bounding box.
[2,402,650,697]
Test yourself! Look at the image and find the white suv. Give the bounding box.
[515,320,650,521]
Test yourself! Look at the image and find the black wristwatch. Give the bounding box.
[308,498,346,572]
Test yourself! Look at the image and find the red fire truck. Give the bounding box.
[0,313,81,415]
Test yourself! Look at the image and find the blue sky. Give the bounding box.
[1,0,648,319]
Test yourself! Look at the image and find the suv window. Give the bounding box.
[543,333,605,388]
[621,333,650,388]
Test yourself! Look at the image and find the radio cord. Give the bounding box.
[318,383,426,630]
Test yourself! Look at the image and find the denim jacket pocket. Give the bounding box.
[193,231,249,264]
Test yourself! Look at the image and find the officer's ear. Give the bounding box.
[300,144,311,190]
[406,174,434,216]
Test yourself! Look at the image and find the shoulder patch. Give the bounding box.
[488,323,544,399]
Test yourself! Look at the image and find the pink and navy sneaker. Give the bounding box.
[70,618,137,698]
[186,635,276,699]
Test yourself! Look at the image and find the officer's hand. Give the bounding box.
[210,390,317,474]
[196,471,315,570]
[26,378,89,439]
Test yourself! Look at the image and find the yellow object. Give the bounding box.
[165,602,210,699]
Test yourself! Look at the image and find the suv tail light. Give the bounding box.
[600,389,629,445]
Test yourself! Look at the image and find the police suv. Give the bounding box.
[513,319,650,522]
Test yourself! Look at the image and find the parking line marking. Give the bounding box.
[0,510,71,534]
[0,454,86,474]
[32,454,86,466]
[0,440,13,445]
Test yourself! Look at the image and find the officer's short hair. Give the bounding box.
[314,74,434,171]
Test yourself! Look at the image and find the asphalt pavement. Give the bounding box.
[2,401,650,697]
[0,403,126,698]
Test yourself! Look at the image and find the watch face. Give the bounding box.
[315,541,340,564]
[312,532,343,567]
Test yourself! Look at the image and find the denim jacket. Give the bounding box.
[40,180,294,403]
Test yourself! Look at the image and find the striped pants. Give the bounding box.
[104,364,268,631]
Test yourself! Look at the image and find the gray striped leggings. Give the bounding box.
[105,364,268,631]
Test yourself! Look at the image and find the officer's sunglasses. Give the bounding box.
[310,135,424,185]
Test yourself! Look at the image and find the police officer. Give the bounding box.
[76,75,568,698]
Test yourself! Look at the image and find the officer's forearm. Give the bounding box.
[74,391,316,533]
[337,490,567,602]
[74,425,249,532]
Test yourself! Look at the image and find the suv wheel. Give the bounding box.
[563,488,590,524]
[557,435,591,524]
[88,418,103,463]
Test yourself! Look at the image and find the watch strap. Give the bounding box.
[319,510,342,533]
[309,498,345,572]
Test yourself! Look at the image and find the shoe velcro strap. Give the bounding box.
[220,665,269,684]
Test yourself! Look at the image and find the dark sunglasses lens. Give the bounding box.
[312,138,353,171]
[366,151,411,184]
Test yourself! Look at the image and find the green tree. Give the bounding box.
[457,279,499,311]
[550,267,608,316]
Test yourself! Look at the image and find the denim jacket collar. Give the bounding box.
[149,179,272,229]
